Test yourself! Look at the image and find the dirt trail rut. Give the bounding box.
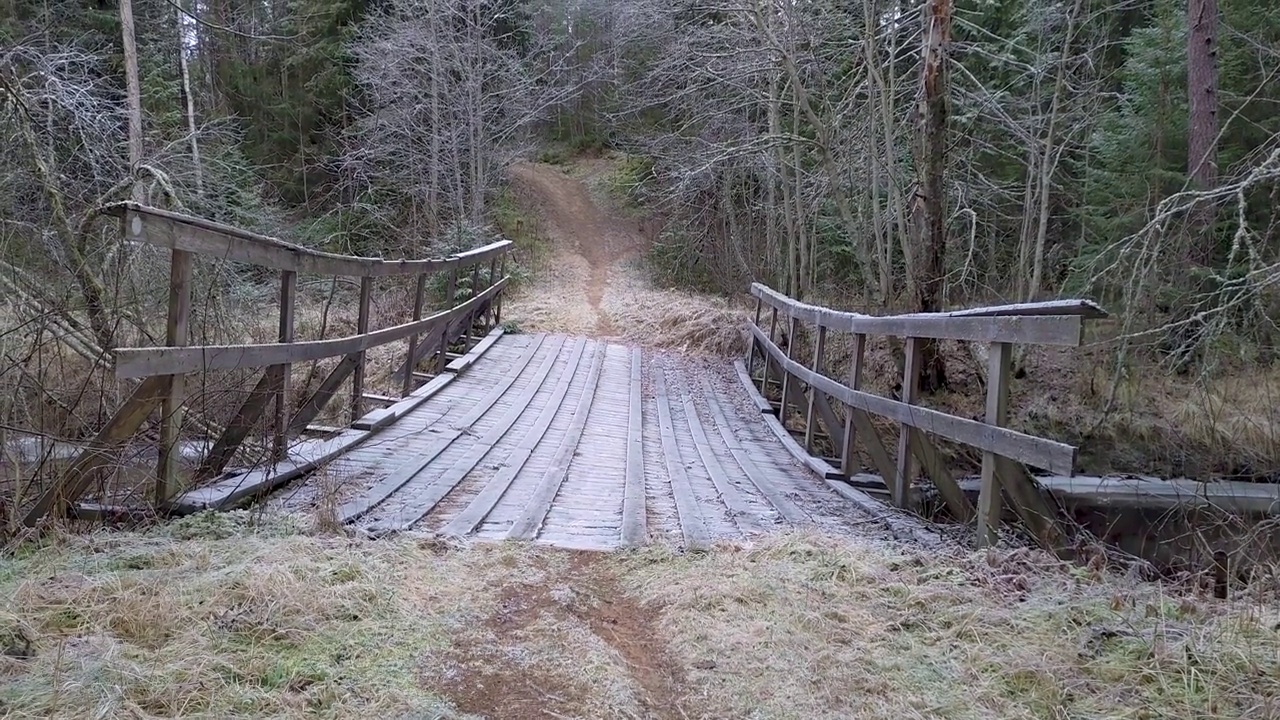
[506,161,650,337]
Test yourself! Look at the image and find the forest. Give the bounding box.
[3,0,1279,498]
[4,2,1280,717]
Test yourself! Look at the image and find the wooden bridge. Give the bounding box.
[29,202,1233,555]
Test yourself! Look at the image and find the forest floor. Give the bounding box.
[2,157,1278,719]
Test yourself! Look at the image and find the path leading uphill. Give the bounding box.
[502,160,748,355]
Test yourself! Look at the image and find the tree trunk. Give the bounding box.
[1187,0,1219,265]
[120,0,145,203]
[913,0,952,393]
[176,0,203,197]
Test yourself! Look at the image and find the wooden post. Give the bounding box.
[748,297,763,377]
[841,333,866,474]
[351,276,372,421]
[893,336,922,508]
[271,270,296,459]
[403,272,428,395]
[487,257,498,330]
[778,315,799,428]
[494,254,506,326]
[438,266,458,372]
[804,325,827,451]
[760,306,778,398]
[156,248,192,507]
[977,341,1011,547]
[467,261,481,348]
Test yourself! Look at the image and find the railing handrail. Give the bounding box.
[24,205,515,525]
[745,282,1109,555]
[113,279,507,378]
[106,202,513,277]
[751,283,1106,346]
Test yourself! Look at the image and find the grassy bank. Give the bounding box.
[2,514,1276,719]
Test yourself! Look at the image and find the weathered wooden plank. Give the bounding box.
[352,408,395,431]
[822,478,946,549]
[995,460,1068,554]
[760,306,778,396]
[1035,475,1280,514]
[848,408,897,487]
[170,428,368,513]
[779,315,800,429]
[445,327,505,373]
[387,337,581,530]
[621,347,647,547]
[454,239,512,266]
[23,375,169,525]
[750,325,1077,475]
[112,203,489,277]
[337,334,548,523]
[761,350,842,448]
[945,299,1108,319]
[908,430,974,521]
[681,392,759,527]
[698,376,808,525]
[351,276,373,421]
[894,336,920,510]
[114,278,507,378]
[804,325,827,451]
[654,367,710,552]
[171,352,474,514]
[733,360,773,414]
[156,248,192,505]
[272,269,296,458]
[840,333,866,474]
[505,342,607,541]
[68,502,151,523]
[444,341,601,537]
[732,359,840,480]
[403,272,428,396]
[750,283,1087,346]
[978,341,1012,546]
[360,393,398,406]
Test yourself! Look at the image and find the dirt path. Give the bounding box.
[506,161,650,337]
[503,160,747,357]
[433,550,694,719]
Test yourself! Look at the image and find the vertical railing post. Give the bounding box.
[747,297,763,377]
[494,253,506,327]
[840,333,866,475]
[156,248,192,507]
[893,336,922,508]
[804,324,827,452]
[403,272,428,395]
[486,257,498,331]
[977,341,1012,547]
[272,270,296,459]
[467,260,481,349]
[760,306,778,399]
[438,265,458,373]
[778,315,800,428]
[351,276,372,420]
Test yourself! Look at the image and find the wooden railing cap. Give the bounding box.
[105,202,513,277]
[750,283,1107,346]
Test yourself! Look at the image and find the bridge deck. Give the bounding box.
[296,333,866,550]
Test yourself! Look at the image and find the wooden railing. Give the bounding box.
[746,282,1107,550]
[24,202,513,525]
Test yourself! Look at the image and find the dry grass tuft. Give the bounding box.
[601,260,751,356]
